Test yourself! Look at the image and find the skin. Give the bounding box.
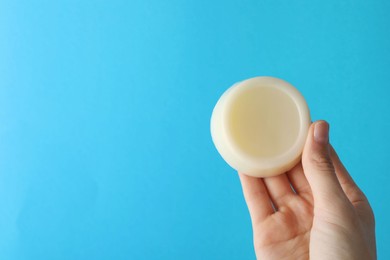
[239,120,376,260]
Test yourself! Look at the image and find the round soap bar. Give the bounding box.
[210,76,311,177]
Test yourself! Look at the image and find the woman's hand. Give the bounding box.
[239,121,376,259]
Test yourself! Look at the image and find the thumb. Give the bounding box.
[302,120,348,208]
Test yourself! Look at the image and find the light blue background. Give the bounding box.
[1,0,389,259]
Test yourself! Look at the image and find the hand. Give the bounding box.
[239,120,376,260]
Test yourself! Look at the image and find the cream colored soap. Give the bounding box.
[210,77,311,177]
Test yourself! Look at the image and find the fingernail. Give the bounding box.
[314,121,329,144]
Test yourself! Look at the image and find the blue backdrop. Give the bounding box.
[1,0,389,259]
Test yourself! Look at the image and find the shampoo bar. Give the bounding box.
[210,77,311,177]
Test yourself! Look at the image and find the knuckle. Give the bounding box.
[309,152,335,172]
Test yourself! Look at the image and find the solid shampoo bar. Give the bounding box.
[210,76,311,178]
